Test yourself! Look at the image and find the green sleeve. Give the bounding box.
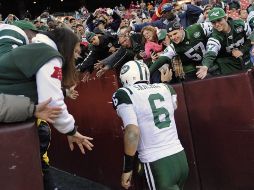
[202,51,217,68]
[163,84,176,95]
[239,39,251,55]
[112,88,132,109]
[149,56,171,75]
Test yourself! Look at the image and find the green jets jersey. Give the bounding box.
[247,10,254,31]
[203,19,252,74]
[161,22,213,74]
[0,24,29,57]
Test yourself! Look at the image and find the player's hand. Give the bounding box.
[196,66,208,79]
[121,171,133,189]
[67,131,94,154]
[35,98,62,123]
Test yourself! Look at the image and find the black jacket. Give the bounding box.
[101,33,143,74]
[78,34,118,73]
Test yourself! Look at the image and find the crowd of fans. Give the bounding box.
[1,0,254,85]
[2,0,254,189]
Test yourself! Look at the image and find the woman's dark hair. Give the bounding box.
[43,27,79,87]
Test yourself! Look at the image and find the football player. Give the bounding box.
[112,60,189,189]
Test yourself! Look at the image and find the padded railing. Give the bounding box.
[0,122,43,190]
[3,70,254,190]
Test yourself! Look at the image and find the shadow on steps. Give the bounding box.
[45,166,112,190]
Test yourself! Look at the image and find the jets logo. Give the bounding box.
[228,35,233,40]
[194,32,201,38]
[120,65,130,75]
[210,11,220,17]
[112,93,118,108]
[236,27,243,33]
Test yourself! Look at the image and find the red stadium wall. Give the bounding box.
[1,70,254,190]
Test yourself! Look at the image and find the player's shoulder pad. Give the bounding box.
[163,83,176,95]
[112,87,133,109]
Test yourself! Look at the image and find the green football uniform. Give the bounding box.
[202,19,252,74]
[161,22,213,75]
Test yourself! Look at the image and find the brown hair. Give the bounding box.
[141,25,158,45]
[43,27,79,87]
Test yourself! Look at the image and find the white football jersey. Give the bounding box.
[113,83,183,163]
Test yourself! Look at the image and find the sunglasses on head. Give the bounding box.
[211,18,223,24]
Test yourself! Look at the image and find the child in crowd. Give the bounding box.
[141,25,163,60]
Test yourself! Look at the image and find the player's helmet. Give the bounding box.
[120,60,150,87]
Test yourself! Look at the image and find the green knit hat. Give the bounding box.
[12,20,38,32]
[208,7,226,22]
[85,31,96,43]
[158,29,167,41]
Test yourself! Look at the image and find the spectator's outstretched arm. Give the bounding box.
[196,36,222,79]
[149,56,171,75]
[182,4,203,16]
[62,85,79,100]
[86,13,96,32]
[132,20,166,32]
[149,44,176,75]
[151,0,170,21]
[160,67,173,83]
[100,46,128,69]
[110,11,122,32]
[35,98,62,123]
[77,49,98,73]
[67,131,94,154]
[239,38,251,56]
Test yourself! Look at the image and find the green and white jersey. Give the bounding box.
[112,83,183,163]
[247,11,254,31]
[205,19,251,57]
[161,22,212,73]
[202,19,252,72]
[0,24,29,56]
